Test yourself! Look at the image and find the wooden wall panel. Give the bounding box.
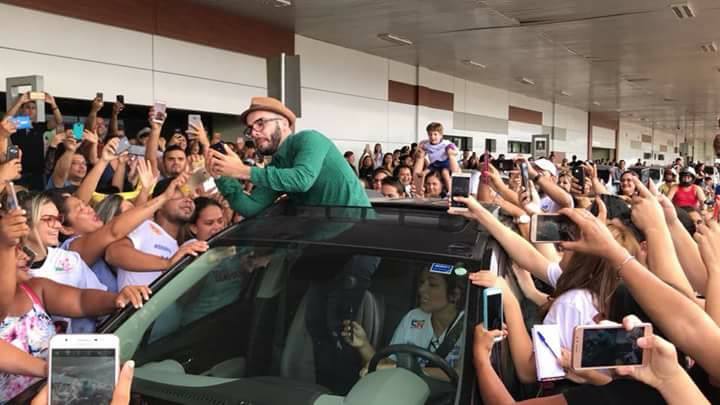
[1,0,294,58]
[388,80,417,106]
[417,86,453,111]
[508,106,542,125]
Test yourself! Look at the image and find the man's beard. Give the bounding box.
[258,126,283,155]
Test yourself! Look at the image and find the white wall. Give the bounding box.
[618,121,681,165]
[0,2,597,163]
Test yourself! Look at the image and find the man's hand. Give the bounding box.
[16,92,31,106]
[0,154,22,183]
[82,129,99,145]
[90,96,104,113]
[44,92,57,108]
[115,285,152,309]
[63,137,80,153]
[49,131,65,148]
[168,240,209,268]
[101,138,120,162]
[187,122,209,147]
[0,209,30,247]
[112,100,124,116]
[0,118,18,139]
[161,172,190,199]
[209,146,250,180]
[136,159,157,191]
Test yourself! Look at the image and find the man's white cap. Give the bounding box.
[533,158,557,176]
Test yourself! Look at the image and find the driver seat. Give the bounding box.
[280,290,384,384]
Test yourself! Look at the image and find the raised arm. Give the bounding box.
[109,100,123,140]
[34,278,150,317]
[44,92,63,131]
[85,96,103,135]
[145,109,165,178]
[3,92,29,119]
[560,207,720,380]
[75,136,117,203]
[450,196,552,284]
[695,222,720,326]
[70,174,184,266]
[0,209,29,321]
[50,138,79,188]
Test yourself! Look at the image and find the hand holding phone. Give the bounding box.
[530,214,579,243]
[5,145,19,163]
[153,101,167,124]
[519,161,530,192]
[49,334,119,405]
[450,173,471,211]
[482,287,504,341]
[72,123,84,141]
[572,323,652,370]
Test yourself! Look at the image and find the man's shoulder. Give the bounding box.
[293,129,328,142]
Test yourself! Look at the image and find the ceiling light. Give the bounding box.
[560,90,571,96]
[462,59,487,69]
[272,0,292,7]
[567,48,579,56]
[664,97,677,102]
[625,77,651,83]
[671,3,696,19]
[377,33,413,46]
[592,101,601,106]
[520,77,535,86]
[701,42,718,53]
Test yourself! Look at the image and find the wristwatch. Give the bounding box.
[515,214,531,224]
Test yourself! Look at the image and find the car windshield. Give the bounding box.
[116,242,476,400]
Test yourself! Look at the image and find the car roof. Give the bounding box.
[215,200,491,261]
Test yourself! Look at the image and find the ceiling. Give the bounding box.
[191,0,720,137]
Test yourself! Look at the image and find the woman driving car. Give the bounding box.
[342,268,465,381]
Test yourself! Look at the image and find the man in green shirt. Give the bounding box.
[208,97,369,217]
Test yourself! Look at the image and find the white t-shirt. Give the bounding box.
[542,262,599,350]
[117,220,178,290]
[28,247,107,333]
[420,140,455,164]
[390,308,465,368]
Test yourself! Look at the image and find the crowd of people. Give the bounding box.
[0,88,718,404]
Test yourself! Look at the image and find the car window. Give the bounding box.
[122,243,475,398]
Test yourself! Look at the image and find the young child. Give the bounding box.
[413,122,459,196]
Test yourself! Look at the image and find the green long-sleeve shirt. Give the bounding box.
[217,130,370,217]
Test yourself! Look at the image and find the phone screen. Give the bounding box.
[535,214,578,242]
[484,292,503,330]
[6,145,19,162]
[450,175,470,208]
[580,327,645,368]
[72,123,84,141]
[51,348,116,404]
[211,142,227,155]
[115,138,130,155]
[519,162,530,192]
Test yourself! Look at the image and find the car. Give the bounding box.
[12,200,524,405]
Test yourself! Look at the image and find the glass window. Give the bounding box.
[508,141,531,154]
[485,139,496,153]
[130,243,474,398]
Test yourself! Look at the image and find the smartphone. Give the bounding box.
[48,334,119,405]
[29,91,46,101]
[188,114,202,129]
[530,213,579,243]
[482,287,504,341]
[72,122,84,141]
[482,151,490,184]
[571,323,652,370]
[115,137,131,155]
[127,145,146,156]
[13,116,32,130]
[96,92,104,102]
[450,172,471,210]
[519,161,530,192]
[21,245,37,265]
[6,145,19,162]
[5,181,18,211]
[572,165,585,189]
[640,168,650,185]
[210,141,227,155]
[116,94,124,104]
[153,101,167,123]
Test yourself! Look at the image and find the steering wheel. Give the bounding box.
[366,344,459,386]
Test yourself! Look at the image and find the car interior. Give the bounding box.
[115,242,481,405]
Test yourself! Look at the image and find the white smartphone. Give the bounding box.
[571,323,652,370]
[529,213,579,243]
[450,172,471,211]
[188,114,202,128]
[482,287,504,342]
[48,334,119,405]
[153,101,167,123]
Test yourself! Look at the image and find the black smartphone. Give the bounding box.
[96,92,103,101]
[572,166,585,189]
[116,94,124,104]
[210,142,227,155]
[5,181,18,211]
[531,214,579,243]
[450,173,471,209]
[519,161,530,192]
[6,145,19,162]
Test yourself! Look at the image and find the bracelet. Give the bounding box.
[615,255,635,278]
